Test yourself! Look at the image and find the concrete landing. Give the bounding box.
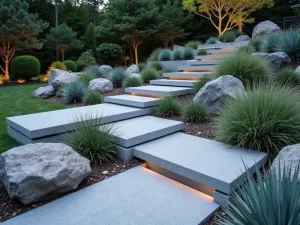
[125,85,192,97]
[178,65,216,72]
[133,132,268,195]
[104,95,160,108]
[3,167,220,225]
[150,79,197,87]
[6,103,153,139]
[162,72,211,79]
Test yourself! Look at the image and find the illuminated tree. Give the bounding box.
[183,0,274,36]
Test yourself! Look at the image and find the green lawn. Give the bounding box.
[0,84,68,153]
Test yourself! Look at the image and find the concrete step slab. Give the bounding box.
[2,167,220,225]
[178,65,216,72]
[162,72,212,79]
[195,54,228,61]
[150,79,197,87]
[187,60,220,66]
[125,85,193,97]
[6,103,153,139]
[104,95,159,108]
[133,132,268,195]
[197,41,249,50]
[207,49,237,55]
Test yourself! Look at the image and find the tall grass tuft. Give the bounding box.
[218,30,237,42]
[173,50,183,60]
[79,72,97,86]
[150,62,163,71]
[277,29,300,62]
[83,91,103,105]
[206,37,218,44]
[60,80,87,103]
[84,65,103,78]
[109,68,126,88]
[182,48,195,60]
[65,115,118,165]
[275,68,300,86]
[197,49,208,56]
[237,46,255,54]
[261,32,282,53]
[193,78,211,92]
[141,68,159,83]
[214,52,270,86]
[184,102,208,123]
[158,49,172,61]
[147,48,163,62]
[156,97,181,118]
[217,85,300,158]
[122,76,143,88]
[185,41,201,49]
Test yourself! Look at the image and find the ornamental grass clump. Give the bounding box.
[65,115,118,165]
[217,85,300,158]
[122,77,143,88]
[250,40,262,52]
[206,37,218,44]
[84,65,103,78]
[275,68,300,86]
[156,97,181,118]
[147,48,163,62]
[193,78,211,92]
[261,32,282,53]
[182,48,195,60]
[60,80,87,103]
[185,41,201,49]
[237,45,255,54]
[173,50,183,60]
[150,62,163,71]
[83,91,103,105]
[197,49,207,56]
[214,52,270,86]
[218,31,236,43]
[158,49,172,61]
[109,68,126,87]
[79,72,97,86]
[221,163,300,225]
[141,68,159,83]
[184,102,208,123]
[277,29,300,62]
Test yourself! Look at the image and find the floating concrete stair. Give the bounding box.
[195,54,228,61]
[207,48,237,55]
[104,94,159,108]
[178,65,216,72]
[197,41,249,50]
[125,85,193,97]
[2,166,220,225]
[7,103,154,141]
[187,60,220,66]
[133,132,268,206]
[162,72,211,79]
[150,79,197,87]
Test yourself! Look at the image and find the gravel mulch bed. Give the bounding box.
[0,159,141,222]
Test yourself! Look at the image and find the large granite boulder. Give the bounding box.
[33,85,55,99]
[88,78,113,93]
[235,35,251,42]
[125,65,139,76]
[48,69,66,85]
[51,71,78,90]
[99,65,113,77]
[271,144,300,182]
[252,20,281,40]
[194,75,246,115]
[253,52,290,72]
[0,143,91,205]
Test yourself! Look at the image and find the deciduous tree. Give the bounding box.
[183,0,274,35]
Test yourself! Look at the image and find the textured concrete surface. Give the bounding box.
[178,65,216,72]
[125,85,193,97]
[207,48,237,54]
[197,41,249,50]
[187,61,220,66]
[195,55,228,60]
[162,72,212,79]
[6,103,153,139]
[133,133,268,194]
[104,95,160,108]
[150,79,197,87]
[3,167,220,225]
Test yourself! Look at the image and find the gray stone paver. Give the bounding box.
[125,85,193,97]
[104,94,160,108]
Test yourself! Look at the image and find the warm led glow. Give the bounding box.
[201,58,219,61]
[0,80,3,85]
[17,79,26,84]
[131,93,163,99]
[168,77,200,81]
[39,75,49,82]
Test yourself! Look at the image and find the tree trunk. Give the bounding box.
[238,23,243,32]
[164,41,168,49]
[133,45,139,64]
[55,0,59,61]
[4,58,9,80]
[61,51,65,62]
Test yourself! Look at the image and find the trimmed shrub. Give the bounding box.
[83,91,103,105]
[277,29,300,62]
[193,78,211,92]
[96,43,123,66]
[182,48,195,60]
[11,55,40,80]
[217,85,300,158]
[184,102,208,123]
[122,77,143,88]
[250,40,262,52]
[173,50,183,60]
[156,97,181,118]
[151,62,163,71]
[275,68,299,86]
[60,80,87,103]
[221,163,300,225]
[261,32,282,53]
[138,63,146,71]
[141,68,159,83]
[65,115,118,165]
[206,37,218,44]
[219,30,240,42]
[79,72,97,86]
[77,50,96,71]
[84,65,103,78]
[185,41,201,49]
[197,49,207,56]
[237,46,255,54]
[148,48,163,62]
[63,60,77,72]
[214,52,270,86]
[158,49,172,61]
[109,68,126,87]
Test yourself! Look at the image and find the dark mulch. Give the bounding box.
[0,159,142,222]
[0,81,44,88]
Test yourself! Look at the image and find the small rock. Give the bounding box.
[88,78,113,93]
[51,70,78,91]
[99,65,113,77]
[102,171,108,175]
[125,65,139,76]
[33,85,55,99]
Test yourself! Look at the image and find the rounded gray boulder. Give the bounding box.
[252,20,281,40]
